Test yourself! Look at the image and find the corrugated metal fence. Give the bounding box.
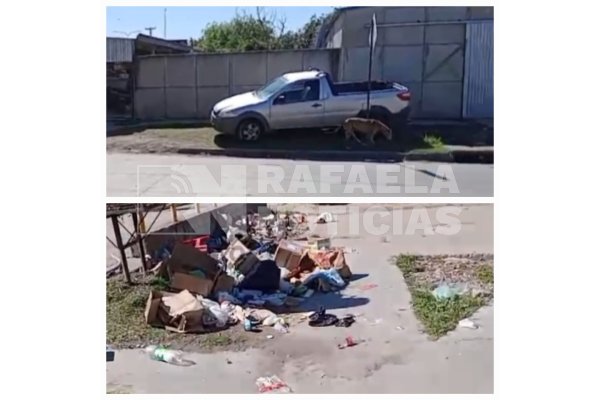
[462,21,493,119]
[107,38,135,63]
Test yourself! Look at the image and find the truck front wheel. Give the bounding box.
[237,119,264,141]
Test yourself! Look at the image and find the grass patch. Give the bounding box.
[411,290,486,338]
[423,133,446,150]
[150,276,170,291]
[391,253,493,339]
[393,254,420,275]
[106,278,169,345]
[477,264,494,284]
[106,276,249,351]
[202,333,235,348]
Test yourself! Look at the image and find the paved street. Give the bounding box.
[106,152,493,197]
[107,204,493,394]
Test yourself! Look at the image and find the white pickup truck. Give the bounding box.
[210,69,411,141]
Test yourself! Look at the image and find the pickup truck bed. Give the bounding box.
[324,74,395,95]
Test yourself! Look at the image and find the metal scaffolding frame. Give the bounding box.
[106,203,184,284]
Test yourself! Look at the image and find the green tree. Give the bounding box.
[193,8,332,52]
[279,14,327,50]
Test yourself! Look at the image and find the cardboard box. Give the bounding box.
[146,290,213,334]
[165,243,222,296]
[309,249,353,279]
[212,274,236,295]
[144,290,176,328]
[165,309,209,334]
[167,243,220,278]
[170,272,214,297]
[274,240,307,270]
[161,289,203,316]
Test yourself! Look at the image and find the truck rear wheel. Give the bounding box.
[237,118,264,141]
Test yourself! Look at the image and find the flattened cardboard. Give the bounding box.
[161,289,202,316]
[170,272,214,297]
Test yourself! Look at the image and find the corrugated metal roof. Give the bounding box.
[107,37,135,63]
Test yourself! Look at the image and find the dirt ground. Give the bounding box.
[106,124,493,155]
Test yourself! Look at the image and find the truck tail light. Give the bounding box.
[397,91,411,101]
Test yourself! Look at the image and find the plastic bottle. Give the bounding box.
[144,345,195,366]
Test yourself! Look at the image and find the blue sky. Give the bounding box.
[106,6,335,39]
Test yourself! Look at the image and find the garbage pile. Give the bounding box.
[143,212,352,335]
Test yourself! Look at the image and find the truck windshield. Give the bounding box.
[255,76,290,99]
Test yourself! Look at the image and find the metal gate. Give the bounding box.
[463,21,493,119]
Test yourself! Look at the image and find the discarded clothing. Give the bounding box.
[335,314,356,328]
[308,307,339,327]
[302,268,347,292]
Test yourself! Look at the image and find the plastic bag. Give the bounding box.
[208,305,230,328]
[432,283,468,300]
[273,321,289,333]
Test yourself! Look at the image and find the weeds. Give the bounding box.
[392,253,493,339]
[476,264,494,284]
[423,133,445,150]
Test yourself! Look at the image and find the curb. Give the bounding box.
[175,147,493,164]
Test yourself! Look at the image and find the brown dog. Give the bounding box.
[340,117,392,146]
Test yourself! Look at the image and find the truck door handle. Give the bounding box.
[311,103,322,108]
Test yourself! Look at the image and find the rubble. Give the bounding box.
[139,209,356,336]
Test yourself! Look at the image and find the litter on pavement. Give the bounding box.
[337,336,364,349]
[255,375,292,393]
[458,318,478,329]
[140,209,357,336]
[144,345,196,366]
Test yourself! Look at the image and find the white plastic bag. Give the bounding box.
[208,305,230,328]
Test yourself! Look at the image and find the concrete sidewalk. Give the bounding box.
[106,204,493,394]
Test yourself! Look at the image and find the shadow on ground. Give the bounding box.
[212,124,492,152]
[297,291,370,313]
[107,119,493,163]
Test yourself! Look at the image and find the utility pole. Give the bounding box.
[164,8,167,38]
[144,26,156,36]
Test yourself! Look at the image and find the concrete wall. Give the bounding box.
[134,49,339,120]
[333,6,493,119]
